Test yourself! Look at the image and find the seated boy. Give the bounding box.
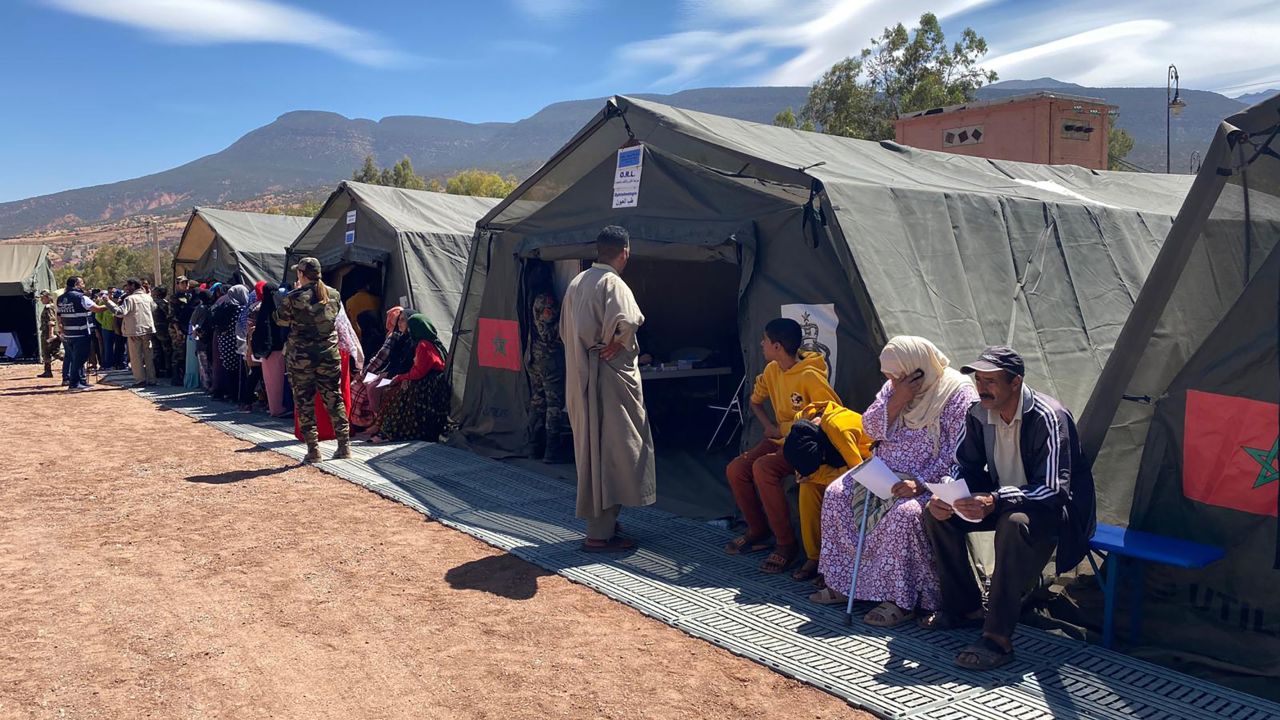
[782,400,873,581]
[724,317,840,574]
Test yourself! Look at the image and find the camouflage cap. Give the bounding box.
[294,257,322,277]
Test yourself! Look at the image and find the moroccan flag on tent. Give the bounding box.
[476,318,521,371]
[1183,389,1280,517]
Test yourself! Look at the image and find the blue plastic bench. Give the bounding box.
[1087,523,1226,649]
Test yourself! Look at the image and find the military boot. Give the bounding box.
[303,443,322,464]
[332,440,352,460]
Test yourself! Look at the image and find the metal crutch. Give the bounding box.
[844,488,874,626]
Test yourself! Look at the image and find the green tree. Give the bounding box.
[801,12,997,140]
[56,244,173,291]
[772,107,814,132]
[444,169,519,198]
[352,155,380,183]
[390,157,428,190]
[1108,126,1135,171]
[264,199,324,217]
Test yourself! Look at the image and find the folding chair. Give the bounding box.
[706,375,746,451]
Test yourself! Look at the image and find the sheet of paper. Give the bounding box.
[363,371,378,383]
[843,456,899,501]
[377,378,394,388]
[924,478,982,522]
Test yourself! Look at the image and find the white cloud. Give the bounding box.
[617,0,1280,95]
[617,0,995,88]
[44,0,411,67]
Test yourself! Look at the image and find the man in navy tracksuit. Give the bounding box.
[920,346,1096,670]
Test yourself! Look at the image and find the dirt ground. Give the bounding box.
[0,365,868,720]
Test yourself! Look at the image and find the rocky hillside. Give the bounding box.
[0,87,808,237]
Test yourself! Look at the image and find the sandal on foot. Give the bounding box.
[582,536,637,554]
[791,559,820,582]
[808,587,847,606]
[864,602,915,627]
[724,534,771,555]
[917,610,984,631]
[955,637,1015,671]
[759,547,798,574]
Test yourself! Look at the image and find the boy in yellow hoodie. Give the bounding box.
[725,318,840,574]
[783,401,873,581]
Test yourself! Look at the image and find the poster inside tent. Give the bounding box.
[781,303,837,378]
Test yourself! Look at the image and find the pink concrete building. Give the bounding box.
[894,92,1115,170]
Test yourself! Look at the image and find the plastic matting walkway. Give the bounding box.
[119,376,1280,720]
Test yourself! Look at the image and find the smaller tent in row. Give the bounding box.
[0,243,55,360]
[173,207,311,285]
[286,181,500,346]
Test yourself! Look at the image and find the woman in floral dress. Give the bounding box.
[811,336,978,627]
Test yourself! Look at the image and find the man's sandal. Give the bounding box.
[759,548,798,574]
[790,559,820,582]
[955,637,1015,670]
[864,602,915,627]
[582,536,636,554]
[724,534,771,555]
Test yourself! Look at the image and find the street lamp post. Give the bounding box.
[148,217,162,288]
[1167,64,1186,173]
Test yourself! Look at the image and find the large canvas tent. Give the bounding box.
[449,96,1194,517]
[1079,94,1280,686]
[286,182,499,346]
[0,243,55,360]
[174,207,309,284]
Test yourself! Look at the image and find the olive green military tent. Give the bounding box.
[173,207,310,284]
[1079,93,1280,687]
[448,95,1197,518]
[285,181,499,346]
[0,243,55,360]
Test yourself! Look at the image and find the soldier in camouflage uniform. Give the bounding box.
[275,257,350,463]
[528,286,570,463]
[169,278,191,385]
[151,286,172,379]
[38,290,63,378]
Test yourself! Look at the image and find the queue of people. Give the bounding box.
[552,225,1095,673]
[45,258,453,464]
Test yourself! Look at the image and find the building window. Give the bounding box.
[943,125,984,147]
[1061,119,1095,141]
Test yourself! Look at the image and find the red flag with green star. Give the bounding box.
[1183,390,1279,517]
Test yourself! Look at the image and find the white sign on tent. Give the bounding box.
[611,145,643,209]
[781,302,838,378]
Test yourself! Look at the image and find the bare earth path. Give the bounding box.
[0,366,866,720]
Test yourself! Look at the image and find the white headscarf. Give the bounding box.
[879,336,970,451]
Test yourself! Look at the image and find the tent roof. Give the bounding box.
[175,207,310,265]
[0,243,54,295]
[343,182,500,236]
[482,96,1193,231]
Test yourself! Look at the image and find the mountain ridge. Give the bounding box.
[1,81,1261,237]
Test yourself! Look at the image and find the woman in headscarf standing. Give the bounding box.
[275,257,350,463]
[184,289,209,390]
[350,306,406,431]
[249,282,289,416]
[370,313,450,443]
[811,336,979,628]
[210,284,249,401]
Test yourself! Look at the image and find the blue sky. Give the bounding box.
[3,0,1278,203]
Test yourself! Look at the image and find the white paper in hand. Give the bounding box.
[843,455,898,501]
[363,371,378,384]
[924,477,982,522]
[377,378,394,388]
